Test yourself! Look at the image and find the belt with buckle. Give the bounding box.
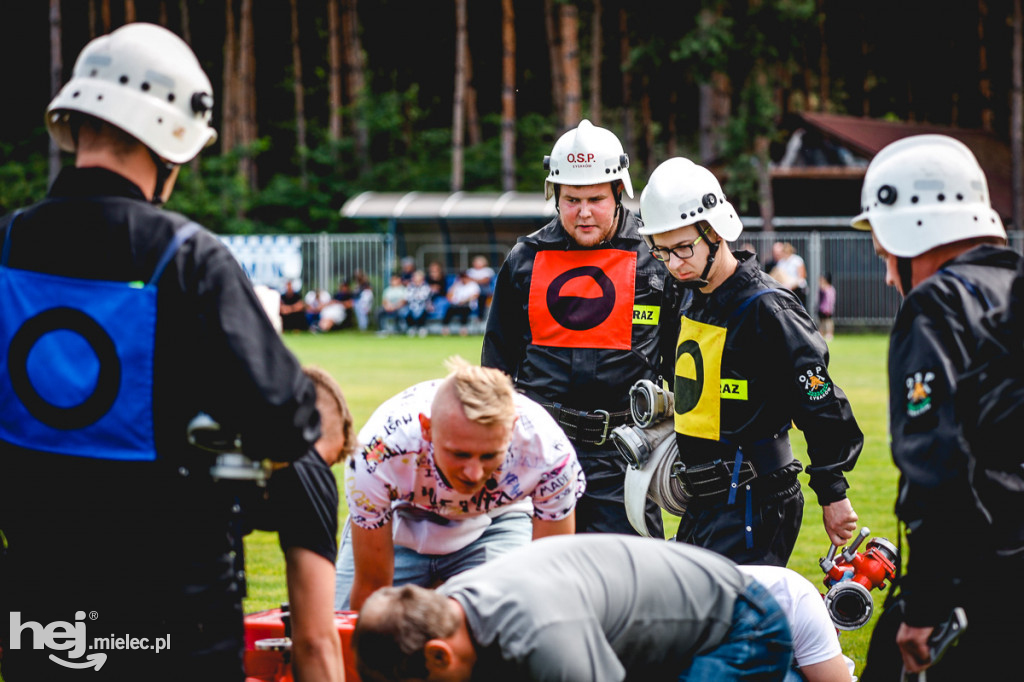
[672,432,794,500]
[541,403,633,446]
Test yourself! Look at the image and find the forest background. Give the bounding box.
[2,0,1023,235]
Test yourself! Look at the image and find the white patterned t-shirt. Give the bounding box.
[345,379,585,555]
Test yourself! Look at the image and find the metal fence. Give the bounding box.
[227,230,1024,331]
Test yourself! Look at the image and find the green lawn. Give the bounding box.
[244,329,898,676]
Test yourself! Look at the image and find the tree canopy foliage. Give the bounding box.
[1,0,1018,233]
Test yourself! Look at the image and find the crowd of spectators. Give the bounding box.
[276,256,496,336]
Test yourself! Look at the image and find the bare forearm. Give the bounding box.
[286,548,344,682]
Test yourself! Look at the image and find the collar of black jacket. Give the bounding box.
[49,166,148,202]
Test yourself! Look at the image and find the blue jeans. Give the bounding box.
[679,579,801,681]
[334,511,532,609]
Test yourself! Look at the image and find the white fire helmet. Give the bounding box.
[544,119,633,200]
[851,134,1005,258]
[46,23,218,164]
[638,157,743,241]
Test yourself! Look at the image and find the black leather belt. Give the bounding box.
[673,433,793,500]
[541,403,633,446]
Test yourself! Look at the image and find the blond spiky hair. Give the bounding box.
[441,356,516,428]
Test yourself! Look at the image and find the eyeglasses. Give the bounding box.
[649,234,704,262]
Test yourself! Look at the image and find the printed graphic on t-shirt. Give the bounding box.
[527,250,636,350]
[345,381,584,539]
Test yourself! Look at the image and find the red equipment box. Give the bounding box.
[244,608,360,682]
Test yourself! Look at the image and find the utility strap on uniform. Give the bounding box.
[542,403,633,446]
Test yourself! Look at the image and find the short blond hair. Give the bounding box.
[303,365,356,462]
[439,356,516,429]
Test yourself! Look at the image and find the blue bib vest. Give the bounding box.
[0,216,199,461]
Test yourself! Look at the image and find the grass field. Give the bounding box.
[243,329,899,676]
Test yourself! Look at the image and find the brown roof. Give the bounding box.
[795,112,1013,220]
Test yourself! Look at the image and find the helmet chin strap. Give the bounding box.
[148,150,177,206]
[680,221,719,289]
[896,256,914,296]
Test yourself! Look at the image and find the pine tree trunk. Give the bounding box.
[589,0,602,125]
[124,0,136,23]
[979,0,994,132]
[49,0,62,186]
[501,0,516,191]
[342,0,370,173]
[327,0,343,147]
[1013,0,1023,230]
[159,0,168,26]
[817,0,829,108]
[640,75,654,172]
[290,0,308,188]
[222,0,237,153]
[667,89,678,158]
[101,0,111,32]
[88,0,98,38]
[180,0,200,175]
[451,0,468,191]
[544,0,564,127]
[239,0,258,190]
[180,0,192,44]
[619,8,635,161]
[560,3,581,128]
[465,50,482,146]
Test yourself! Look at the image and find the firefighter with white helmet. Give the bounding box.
[0,24,341,681]
[482,119,666,536]
[640,157,863,567]
[854,135,1023,680]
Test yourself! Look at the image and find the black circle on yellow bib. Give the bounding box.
[675,339,703,414]
[546,265,616,330]
[8,307,121,430]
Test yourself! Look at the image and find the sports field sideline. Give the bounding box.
[243,330,898,674]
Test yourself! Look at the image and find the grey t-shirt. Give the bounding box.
[439,535,750,682]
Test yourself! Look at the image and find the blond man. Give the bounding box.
[335,357,584,610]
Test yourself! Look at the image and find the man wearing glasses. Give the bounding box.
[638,157,863,566]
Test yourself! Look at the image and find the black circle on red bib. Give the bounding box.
[8,307,121,430]
[545,266,617,331]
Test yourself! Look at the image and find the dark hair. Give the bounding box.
[352,585,460,682]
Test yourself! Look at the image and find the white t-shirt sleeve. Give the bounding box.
[738,565,843,668]
[513,397,586,521]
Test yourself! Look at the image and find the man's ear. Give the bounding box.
[423,639,453,674]
[419,413,432,442]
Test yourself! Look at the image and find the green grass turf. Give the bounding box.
[243,329,899,676]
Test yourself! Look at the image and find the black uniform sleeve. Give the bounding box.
[481,250,528,376]
[888,294,981,626]
[260,451,340,563]
[188,232,321,462]
[769,296,862,505]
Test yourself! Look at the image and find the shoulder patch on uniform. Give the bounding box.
[904,370,936,419]
[797,364,833,402]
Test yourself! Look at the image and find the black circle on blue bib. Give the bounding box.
[8,307,121,430]
[546,266,616,330]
